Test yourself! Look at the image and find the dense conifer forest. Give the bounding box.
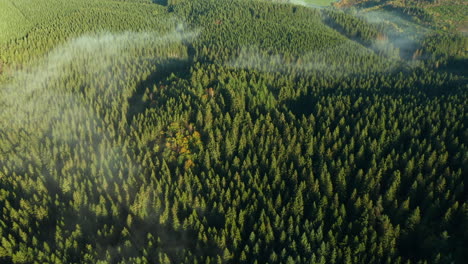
[0,0,466,263]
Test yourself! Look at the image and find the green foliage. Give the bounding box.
[0,0,31,44]
[0,0,167,66]
[0,0,466,263]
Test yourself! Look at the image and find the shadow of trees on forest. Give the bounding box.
[152,0,168,6]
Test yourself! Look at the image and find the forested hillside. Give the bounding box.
[0,0,467,263]
[334,0,467,33]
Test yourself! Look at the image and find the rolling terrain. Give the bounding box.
[0,0,466,263]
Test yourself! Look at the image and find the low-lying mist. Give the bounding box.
[0,24,199,183]
[0,22,201,260]
[226,42,398,76]
[358,9,429,59]
[272,0,431,62]
[1,27,198,129]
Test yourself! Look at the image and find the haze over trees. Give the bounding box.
[0,0,466,263]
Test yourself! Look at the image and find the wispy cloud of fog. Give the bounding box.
[0,24,199,185]
[274,0,429,61]
[226,42,395,75]
[268,0,331,8]
[0,23,200,260]
[226,46,330,73]
[252,0,427,64]
[357,9,429,60]
[288,0,330,8]
[0,27,199,131]
[358,9,426,35]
